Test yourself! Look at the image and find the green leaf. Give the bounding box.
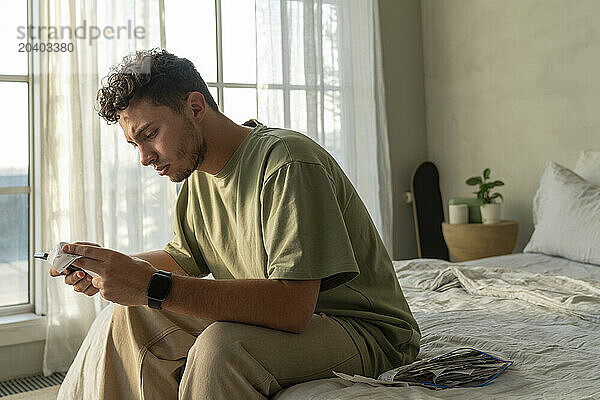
[477,192,483,199]
[490,193,504,202]
[466,177,482,186]
[492,180,504,186]
[483,168,491,180]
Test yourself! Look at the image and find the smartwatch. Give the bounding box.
[146,270,172,309]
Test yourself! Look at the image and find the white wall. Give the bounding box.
[0,341,44,380]
[379,0,427,259]
[422,0,600,251]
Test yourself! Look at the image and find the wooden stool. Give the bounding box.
[441,220,519,262]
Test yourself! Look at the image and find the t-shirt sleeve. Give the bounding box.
[163,180,210,277]
[260,161,360,291]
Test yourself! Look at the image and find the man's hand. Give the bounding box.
[49,241,100,297]
[61,243,158,306]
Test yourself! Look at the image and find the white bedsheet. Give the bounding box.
[275,253,600,400]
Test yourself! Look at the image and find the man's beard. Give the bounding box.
[170,117,207,182]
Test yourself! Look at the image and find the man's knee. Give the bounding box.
[182,322,278,397]
[110,304,148,328]
[187,322,240,367]
[110,304,131,327]
[109,305,170,347]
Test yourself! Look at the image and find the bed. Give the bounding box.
[274,253,600,399]
[59,157,600,399]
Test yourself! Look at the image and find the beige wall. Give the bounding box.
[0,341,44,380]
[421,0,600,252]
[379,0,427,259]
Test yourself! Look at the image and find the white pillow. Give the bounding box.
[574,150,600,186]
[524,161,600,265]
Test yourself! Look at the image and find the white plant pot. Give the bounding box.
[480,203,501,224]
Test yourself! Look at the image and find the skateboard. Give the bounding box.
[410,161,449,260]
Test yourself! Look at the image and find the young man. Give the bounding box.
[52,49,420,399]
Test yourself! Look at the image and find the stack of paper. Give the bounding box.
[335,347,512,390]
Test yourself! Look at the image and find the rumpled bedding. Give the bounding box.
[275,254,600,400]
[396,259,600,323]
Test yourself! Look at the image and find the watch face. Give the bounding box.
[147,273,171,300]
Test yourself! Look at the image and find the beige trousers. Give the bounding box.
[99,305,363,399]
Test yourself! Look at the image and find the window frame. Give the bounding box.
[163,0,341,130]
[0,0,40,319]
[208,0,295,124]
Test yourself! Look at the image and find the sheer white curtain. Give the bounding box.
[38,0,175,374]
[255,0,393,249]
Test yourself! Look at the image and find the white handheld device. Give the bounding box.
[34,241,85,274]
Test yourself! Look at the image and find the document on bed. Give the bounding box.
[334,347,512,390]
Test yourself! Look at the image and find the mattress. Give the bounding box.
[274,252,600,400]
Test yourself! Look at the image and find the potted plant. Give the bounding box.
[466,168,504,224]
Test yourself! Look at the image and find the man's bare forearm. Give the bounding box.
[130,250,320,333]
[132,250,189,276]
[163,276,320,333]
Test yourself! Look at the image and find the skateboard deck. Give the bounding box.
[410,161,449,260]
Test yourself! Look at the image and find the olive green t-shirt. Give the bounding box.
[164,122,420,377]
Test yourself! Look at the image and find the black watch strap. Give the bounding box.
[147,297,163,310]
[147,270,172,310]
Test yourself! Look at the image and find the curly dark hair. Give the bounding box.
[96,48,218,123]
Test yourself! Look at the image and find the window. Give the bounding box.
[164,0,344,161]
[0,1,32,312]
[165,0,258,123]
